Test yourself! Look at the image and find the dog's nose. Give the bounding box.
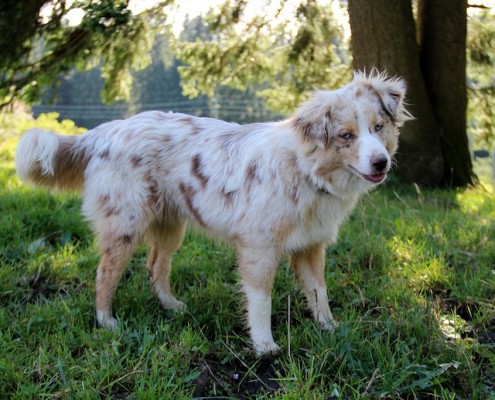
[371,155,389,172]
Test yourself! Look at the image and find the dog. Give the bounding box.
[15,71,411,354]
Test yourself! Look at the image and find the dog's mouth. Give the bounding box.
[362,172,387,183]
[348,166,387,183]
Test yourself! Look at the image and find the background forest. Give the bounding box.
[33,21,283,127]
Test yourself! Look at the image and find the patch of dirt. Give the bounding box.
[192,354,281,399]
[431,294,495,343]
[439,297,480,322]
[477,331,495,345]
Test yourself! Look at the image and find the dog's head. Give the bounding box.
[292,71,412,193]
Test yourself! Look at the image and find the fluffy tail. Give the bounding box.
[15,129,87,191]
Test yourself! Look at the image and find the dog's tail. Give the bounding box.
[15,129,88,191]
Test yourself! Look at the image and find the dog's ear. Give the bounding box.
[292,92,333,148]
[355,71,413,125]
[370,78,406,121]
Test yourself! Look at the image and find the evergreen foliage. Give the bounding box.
[175,1,350,113]
[0,0,170,106]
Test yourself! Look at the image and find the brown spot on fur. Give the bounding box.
[177,116,201,135]
[178,117,193,124]
[121,234,133,244]
[99,193,118,217]
[221,188,236,207]
[144,171,160,209]
[28,135,90,191]
[179,182,206,227]
[148,184,159,206]
[99,195,110,206]
[244,162,258,193]
[191,154,209,189]
[161,135,172,144]
[99,148,110,159]
[190,125,201,135]
[245,161,262,185]
[131,156,143,167]
[105,206,120,218]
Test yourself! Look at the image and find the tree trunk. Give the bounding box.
[418,0,474,186]
[348,0,473,186]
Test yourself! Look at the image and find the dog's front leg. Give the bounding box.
[291,243,338,330]
[238,247,280,355]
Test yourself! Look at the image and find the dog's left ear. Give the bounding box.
[292,92,333,148]
[356,71,413,125]
[371,78,406,122]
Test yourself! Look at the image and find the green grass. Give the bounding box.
[1,127,495,399]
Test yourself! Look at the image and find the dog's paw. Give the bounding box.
[320,318,338,331]
[159,296,187,313]
[169,300,187,312]
[253,340,281,356]
[97,311,118,331]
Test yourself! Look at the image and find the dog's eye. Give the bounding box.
[374,123,384,132]
[339,132,353,142]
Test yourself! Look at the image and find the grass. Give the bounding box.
[1,123,495,398]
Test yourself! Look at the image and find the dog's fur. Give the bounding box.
[16,71,411,354]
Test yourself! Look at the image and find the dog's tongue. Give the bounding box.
[365,173,386,183]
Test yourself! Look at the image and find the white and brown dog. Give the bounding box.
[16,71,411,354]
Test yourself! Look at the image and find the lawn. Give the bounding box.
[1,118,494,399]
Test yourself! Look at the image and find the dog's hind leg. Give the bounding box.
[95,231,141,330]
[291,244,338,330]
[145,221,187,312]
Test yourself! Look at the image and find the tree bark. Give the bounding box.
[419,0,474,186]
[348,0,444,185]
[348,0,474,186]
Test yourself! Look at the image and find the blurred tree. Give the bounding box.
[349,0,473,186]
[0,0,170,107]
[130,34,186,106]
